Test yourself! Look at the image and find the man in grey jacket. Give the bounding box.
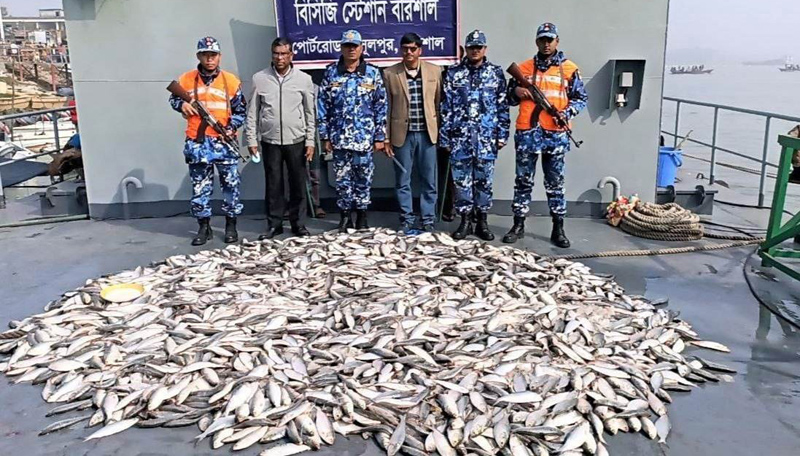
[245,37,316,239]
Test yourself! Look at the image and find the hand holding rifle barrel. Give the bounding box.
[506,63,583,148]
[166,80,243,159]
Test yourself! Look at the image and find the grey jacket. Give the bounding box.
[245,65,316,147]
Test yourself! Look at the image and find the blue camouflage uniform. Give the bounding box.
[317,56,387,211]
[169,38,247,219]
[439,37,510,215]
[508,50,588,217]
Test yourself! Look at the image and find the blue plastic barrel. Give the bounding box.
[657,146,683,187]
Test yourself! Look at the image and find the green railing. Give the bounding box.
[760,135,800,280]
[661,96,800,208]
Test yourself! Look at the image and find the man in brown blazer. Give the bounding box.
[384,33,443,233]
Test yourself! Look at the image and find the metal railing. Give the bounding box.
[661,96,800,208]
[0,106,74,208]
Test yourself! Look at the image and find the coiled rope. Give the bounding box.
[543,201,764,261]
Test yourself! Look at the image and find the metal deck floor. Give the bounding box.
[1,213,799,455]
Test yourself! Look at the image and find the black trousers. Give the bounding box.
[263,141,307,228]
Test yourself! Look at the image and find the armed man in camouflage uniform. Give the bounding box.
[169,37,247,246]
[502,23,588,248]
[318,29,388,233]
[439,30,510,241]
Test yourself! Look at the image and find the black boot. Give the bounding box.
[502,216,526,244]
[224,216,238,244]
[474,211,495,241]
[259,225,284,240]
[551,216,570,248]
[191,217,212,246]
[338,211,354,233]
[291,223,310,237]
[452,213,473,240]
[355,210,369,230]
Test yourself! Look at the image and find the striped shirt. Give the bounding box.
[406,70,425,132]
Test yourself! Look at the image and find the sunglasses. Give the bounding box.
[401,46,420,53]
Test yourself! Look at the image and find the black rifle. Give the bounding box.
[166,80,242,158]
[507,63,583,148]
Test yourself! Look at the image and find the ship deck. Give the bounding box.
[1,203,799,455]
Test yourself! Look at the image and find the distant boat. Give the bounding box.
[670,65,713,75]
[779,57,800,72]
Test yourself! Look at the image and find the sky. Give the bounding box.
[667,0,799,61]
[1,0,61,17]
[2,0,798,60]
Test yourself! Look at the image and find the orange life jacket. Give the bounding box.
[177,69,240,140]
[515,58,578,132]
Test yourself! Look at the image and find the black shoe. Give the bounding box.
[191,217,212,246]
[790,167,800,184]
[338,211,354,233]
[291,225,310,237]
[355,210,369,230]
[258,225,284,240]
[551,216,571,248]
[422,224,435,233]
[452,214,473,240]
[224,216,238,244]
[502,216,526,244]
[475,211,495,241]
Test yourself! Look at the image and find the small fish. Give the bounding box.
[84,419,139,441]
[258,443,311,456]
[655,414,671,443]
[496,391,543,404]
[386,415,406,456]
[39,415,91,435]
[688,340,731,353]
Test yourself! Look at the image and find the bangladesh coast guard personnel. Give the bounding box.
[169,37,247,246]
[439,30,510,240]
[318,29,388,232]
[502,23,588,248]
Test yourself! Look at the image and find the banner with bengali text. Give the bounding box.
[274,0,460,69]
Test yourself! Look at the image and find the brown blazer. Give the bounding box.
[383,60,442,147]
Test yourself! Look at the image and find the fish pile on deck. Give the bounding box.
[0,229,735,456]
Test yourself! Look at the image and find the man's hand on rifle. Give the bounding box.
[514,86,533,101]
[180,101,199,119]
[555,110,571,128]
[322,140,333,154]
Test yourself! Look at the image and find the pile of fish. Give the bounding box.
[0,229,734,456]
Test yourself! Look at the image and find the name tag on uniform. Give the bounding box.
[331,82,343,88]
[360,83,376,90]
